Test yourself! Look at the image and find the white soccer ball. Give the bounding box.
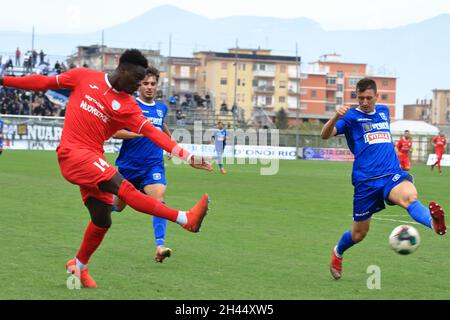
[388,225,421,255]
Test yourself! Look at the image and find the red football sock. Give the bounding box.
[76,221,109,265]
[118,180,179,222]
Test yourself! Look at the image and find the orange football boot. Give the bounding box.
[182,194,209,233]
[66,258,97,288]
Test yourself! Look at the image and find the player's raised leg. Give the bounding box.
[387,180,446,235]
[99,173,209,233]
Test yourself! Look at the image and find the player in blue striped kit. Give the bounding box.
[113,67,173,263]
[212,121,227,174]
[321,78,446,280]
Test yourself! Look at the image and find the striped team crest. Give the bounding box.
[157,109,164,118]
[112,100,121,111]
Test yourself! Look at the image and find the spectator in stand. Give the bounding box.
[54,61,62,74]
[168,95,177,109]
[39,50,45,65]
[176,109,186,126]
[220,101,228,115]
[205,94,211,109]
[15,48,21,67]
[32,50,38,68]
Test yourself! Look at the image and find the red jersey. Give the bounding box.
[3,69,188,159]
[433,136,447,153]
[396,138,412,156]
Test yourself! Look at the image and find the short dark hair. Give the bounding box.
[145,66,160,82]
[119,49,148,69]
[356,78,377,93]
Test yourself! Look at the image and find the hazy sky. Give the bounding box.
[1,0,450,34]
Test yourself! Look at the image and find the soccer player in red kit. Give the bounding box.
[0,50,211,288]
[396,130,413,171]
[431,132,447,175]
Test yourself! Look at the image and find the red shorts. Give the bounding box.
[57,147,117,204]
[399,155,410,170]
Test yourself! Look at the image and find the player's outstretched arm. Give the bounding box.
[140,121,212,171]
[0,74,60,91]
[321,106,350,139]
[113,129,144,140]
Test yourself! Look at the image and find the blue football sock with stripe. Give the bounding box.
[407,201,432,229]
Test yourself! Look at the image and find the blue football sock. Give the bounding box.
[153,217,167,247]
[407,201,432,229]
[336,230,356,257]
[153,201,167,247]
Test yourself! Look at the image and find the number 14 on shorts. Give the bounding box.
[93,158,110,172]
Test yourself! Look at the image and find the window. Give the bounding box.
[221,62,228,70]
[266,96,272,105]
[336,97,343,105]
[349,78,361,87]
[351,91,357,99]
[279,80,286,89]
[337,71,344,78]
[252,79,258,87]
[381,94,388,100]
[337,84,343,92]
[326,77,336,85]
[180,66,190,77]
[382,79,389,87]
[279,96,286,103]
[311,90,317,98]
[220,78,227,85]
[237,79,241,86]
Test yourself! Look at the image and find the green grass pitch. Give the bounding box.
[0,150,449,299]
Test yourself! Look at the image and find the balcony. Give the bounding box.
[253,86,275,93]
[288,88,307,95]
[288,72,308,80]
[253,69,275,78]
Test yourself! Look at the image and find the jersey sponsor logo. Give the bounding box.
[112,100,121,111]
[157,109,164,118]
[371,122,389,130]
[362,123,372,132]
[379,112,387,121]
[364,131,391,144]
[148,117,163,126]
[84,94,105,110]
[392,174,401,182]
[80,100,110,123]
[153,173,162,181]
[89,85,99,90]
[357,118,373,122]
[362,121,389,132]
